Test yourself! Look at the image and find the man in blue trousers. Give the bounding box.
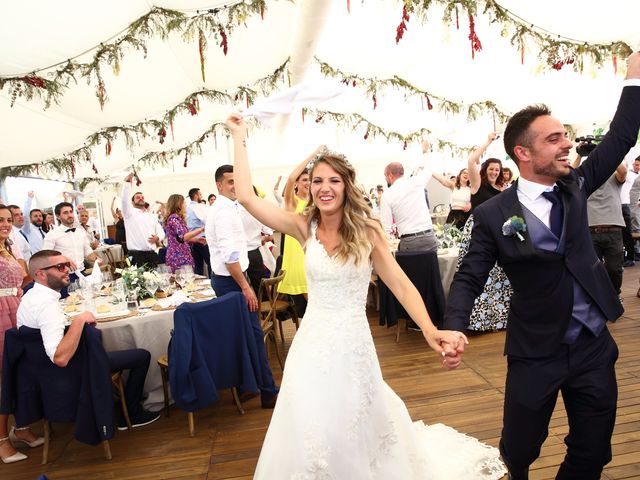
[205,165,278,408]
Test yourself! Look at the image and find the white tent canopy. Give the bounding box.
[1,0,639,191]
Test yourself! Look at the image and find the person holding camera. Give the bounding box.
[572,153,627,296]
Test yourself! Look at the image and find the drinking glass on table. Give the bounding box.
[112,280,126,305]
[181,265,195,287]
[146,278,159,297]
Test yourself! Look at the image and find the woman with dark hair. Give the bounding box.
[0,204,43,463]
[225,113,505,479]
[502,167,514,187]
[432,168,471,228]
[457,133,512,332]
[163,194,203,273]
[42,211,55,233]
[111,197,127,250]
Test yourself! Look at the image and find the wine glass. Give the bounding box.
[112,280,126,309]
[146,278,159,297]
[181,265,195,287]
[174,267,186,290]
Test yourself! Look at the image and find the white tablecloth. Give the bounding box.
[97,309,173,411]
[437,247,459,297]
[95,244,124,264]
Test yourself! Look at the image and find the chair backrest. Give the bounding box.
[169,292,261,411]
[257,269,286,323]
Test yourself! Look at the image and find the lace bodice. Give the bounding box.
[304,223,372,317]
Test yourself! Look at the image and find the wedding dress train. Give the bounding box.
[254,224,506,479]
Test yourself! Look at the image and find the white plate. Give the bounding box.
[95,309,131,319]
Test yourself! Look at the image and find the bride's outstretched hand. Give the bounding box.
[424,330,468,370]
[225,113,247,138]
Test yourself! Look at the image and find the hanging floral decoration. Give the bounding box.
[305,108,476,157]
[0,2,269,109]
[0,58,289,181]
[317,57,510,123]
[401,0,631,71]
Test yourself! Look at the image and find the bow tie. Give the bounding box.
[65,228,76,233]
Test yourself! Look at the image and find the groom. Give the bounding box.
[444,51,640,480]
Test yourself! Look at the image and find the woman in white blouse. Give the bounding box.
[432,168,471,228]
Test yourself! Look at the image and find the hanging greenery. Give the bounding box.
[0,58,290,182]
[0,2,270,109]
[400,0,632,71]
[305,108,476,157]
[316,57,511,123]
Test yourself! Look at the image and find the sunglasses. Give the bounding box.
[40,262,71,272]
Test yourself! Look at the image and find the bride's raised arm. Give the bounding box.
[225,114,308,245]
[369,228,467,368]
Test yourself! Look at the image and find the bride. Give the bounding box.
[225,114,506,479]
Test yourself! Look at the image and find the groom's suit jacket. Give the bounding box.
[445,86,640,358]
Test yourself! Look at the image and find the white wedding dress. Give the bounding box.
[254,224,506,479]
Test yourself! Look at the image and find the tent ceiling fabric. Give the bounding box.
[1,0,639,182]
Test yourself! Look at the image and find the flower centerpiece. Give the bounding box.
[115,264,161,300]
[434,223,462,249]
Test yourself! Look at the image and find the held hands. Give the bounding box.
[423,329,468,370]
[225,113,248,139]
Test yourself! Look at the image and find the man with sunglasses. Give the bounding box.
[17,250,160,430]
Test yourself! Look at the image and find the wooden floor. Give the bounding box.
[6,269,640,480]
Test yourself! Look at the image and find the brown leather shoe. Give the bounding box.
[261,394,278,409]
[239,391,260,403]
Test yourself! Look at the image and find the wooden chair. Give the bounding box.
[111,371,132,430]
[257,272,288,369]
[42,421,112,464]
[258,270,299,347]
[156,354,245,437]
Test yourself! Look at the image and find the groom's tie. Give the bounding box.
[541,188,563,237]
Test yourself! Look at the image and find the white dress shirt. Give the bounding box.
[380,152,433,237]
[239,205,273,250]
[43,225,93,269]
[516,176,556,228]
[11,225,30,261]
[21,196,45,253]
[121,182,165,251]
[205,195,249,276]
[17,282,69,363]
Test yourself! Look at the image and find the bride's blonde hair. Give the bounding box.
[305,152,384,266]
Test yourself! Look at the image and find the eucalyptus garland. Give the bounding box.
[317,57,510,123]
[305,108,476,157]
[0,2,270,109]
[400,0,632,71]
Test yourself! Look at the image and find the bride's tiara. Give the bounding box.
[307,147,353,172]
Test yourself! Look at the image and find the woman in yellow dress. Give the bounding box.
[278,147,325,302]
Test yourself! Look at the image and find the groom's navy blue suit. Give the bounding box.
[444,85,640,479]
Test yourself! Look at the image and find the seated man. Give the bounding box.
[78,210,100,250]
[17,250,160,430]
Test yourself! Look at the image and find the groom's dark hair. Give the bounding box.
[504,104,552,165]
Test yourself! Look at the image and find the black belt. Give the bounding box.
[400,229,432,239]
[589,226,622,234]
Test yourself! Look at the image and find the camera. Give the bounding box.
[575,135,604,157]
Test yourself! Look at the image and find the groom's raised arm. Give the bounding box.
[444,207,498,332]
[577,53,640,196]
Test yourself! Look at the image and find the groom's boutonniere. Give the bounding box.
[502,216,527,242]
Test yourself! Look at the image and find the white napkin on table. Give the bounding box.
[157,290,190,309]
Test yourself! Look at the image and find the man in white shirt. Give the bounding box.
[21,191,46,253]
[43,202,101,276]
[17,249,160,430]
[78,210,100,249]
[186,187,211,277]
[206,164,278,409]
[121,173,165,267]
[7,204,32,262]
[240,198,273,295]
[380,140,438,253]
[620,157,640,265]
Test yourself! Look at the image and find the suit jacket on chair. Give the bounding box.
[445,85,640,358]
